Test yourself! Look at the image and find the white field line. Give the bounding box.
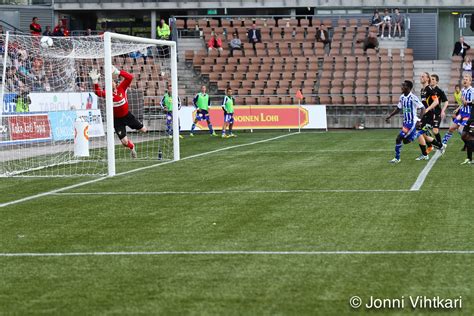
[54,189,412,196]
[410,151,441,191]
[0,250,473,257]
[0,133,299,208]
[220,149,392,153]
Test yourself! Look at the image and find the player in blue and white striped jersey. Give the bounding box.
[442,74,473,153]
[385,80,431,163]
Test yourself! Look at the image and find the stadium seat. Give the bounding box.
[379,87,391,104]
[300,19,310,28]
[343,87,355,104]
[187,19,198,30]
[330,87,343,104]
[263,88,276,95]
[355,87,367,104]
[367,87,379,105]
[268,96,280,105]
[349,18,359,27]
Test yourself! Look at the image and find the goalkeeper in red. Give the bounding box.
[89,66,147,158]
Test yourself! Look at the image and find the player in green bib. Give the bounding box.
[221,87,236,138]
[160,88,183,139]
[190,85,217,136]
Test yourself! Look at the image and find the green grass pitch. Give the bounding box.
[0,130,472,315]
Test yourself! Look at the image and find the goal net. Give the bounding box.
[0,32,180,177]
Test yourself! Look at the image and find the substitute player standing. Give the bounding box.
[385,80,429,163]
[90,66,146,158]
[221,87,236,138]
[160,88,183,139]
[189,85,217,136]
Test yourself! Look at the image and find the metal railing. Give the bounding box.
[0,20,25,34]
[173,14,410,44]
[70,30,103,36]
[459,14,473,37]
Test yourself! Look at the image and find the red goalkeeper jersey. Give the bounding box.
[94,70,133,118]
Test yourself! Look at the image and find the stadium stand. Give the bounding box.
[180,16,414,106]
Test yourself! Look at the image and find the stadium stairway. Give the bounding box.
[177,38,207,104]
[378,37,406,51]
[413,60,451,93]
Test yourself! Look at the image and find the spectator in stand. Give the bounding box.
[30,57,46,91]
[0,27,4,54]
[229,33,244,57]
[392,8,404,38]
[381,9,392,39]
[18,59,36,82]
[42,26,52,36]
[13,46,29,69]
[157,18,171,57]
[43,78,52,92]
[363,31,379,52]
[76,71,87,91]
[316,23,330,49]
[462,56,473,77]
[247,23,262,54]
[157,19,170,40]
[453,37,471,58]
[30,17,42,36]
[453,84,462,108]
[52,27,64,36]
[207,33,223,56]
[370,10,383,36]
[5,66,25,92]
[85,28,93,36]
[53,20,69,36]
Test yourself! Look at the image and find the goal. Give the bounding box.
[0,32,180,177]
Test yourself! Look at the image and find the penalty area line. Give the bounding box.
[54,189,413,196]
[410,151,441,191]
[0,250,473,257]
[0,133,299,209]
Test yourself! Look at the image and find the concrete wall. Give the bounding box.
[0,6,53,33]
[52,0,474,11]
[438,11,459,60]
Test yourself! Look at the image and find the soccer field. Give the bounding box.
[0,130,472,315]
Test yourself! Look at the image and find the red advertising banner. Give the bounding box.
[8,114,52,141]
[195,106,309,130]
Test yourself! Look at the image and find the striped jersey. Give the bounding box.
[461,86,473,115]
[397,92,424,124]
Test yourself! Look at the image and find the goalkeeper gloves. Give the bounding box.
[111,65,121,76]
[89,69,100,84]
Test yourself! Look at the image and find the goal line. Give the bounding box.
[1,250,473,257]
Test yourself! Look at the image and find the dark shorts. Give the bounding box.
[224,112,234,124]
[114,112,143,140]
[195,109,210,121]
[463,117,474,135]
[432,112,441,129]
[420,112,434,128]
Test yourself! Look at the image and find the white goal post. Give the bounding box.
[0,31,180,177]
[104,32,180,176]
